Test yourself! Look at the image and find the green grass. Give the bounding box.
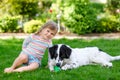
[1,38,120,80]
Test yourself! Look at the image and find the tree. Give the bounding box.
[0,0,39,20]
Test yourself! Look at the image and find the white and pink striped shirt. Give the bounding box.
[21,34,52,60]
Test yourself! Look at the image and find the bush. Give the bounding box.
[0,16,18,32]
[96,16,120,33]
[107,0,120,14]
[58,0,120,34]
[23,20,43,33]
[61,1,105,34]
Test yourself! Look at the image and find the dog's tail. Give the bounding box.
[111,56,120,61]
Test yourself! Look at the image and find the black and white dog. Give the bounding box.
[48,44,120,71]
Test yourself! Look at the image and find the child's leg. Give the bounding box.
[13,62,39,72]
[4,53,28,73]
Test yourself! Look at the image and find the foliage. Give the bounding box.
[0,0,39,20]
[60,1,105,34]
[0,16,19,32]
[0,0,120,34]
[96,14,120,33]
[1,38,120,80]
[23,20,43,33]
[56,0,120,35]
[107,0,120,14]
[34,0,53,21]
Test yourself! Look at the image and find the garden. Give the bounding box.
[0,0,120,34]
[0,0,120,80]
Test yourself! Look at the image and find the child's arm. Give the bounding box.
[22,34,32,49]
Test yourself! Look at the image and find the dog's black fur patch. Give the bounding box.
[59,45,71,60]
[49,45,58,59]
[49,45,72,60]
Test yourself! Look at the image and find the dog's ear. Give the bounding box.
[60,45,71,58]
[49,45,58,59]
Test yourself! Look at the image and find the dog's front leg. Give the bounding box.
[48,60,55,71]
[61,62,79,70]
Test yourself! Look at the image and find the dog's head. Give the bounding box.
[49,44,72,67]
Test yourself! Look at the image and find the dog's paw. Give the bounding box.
[102,63,113,68]
[61,66,67,70]
[61,64,71,70]
[49,67,54,72]
[50,69,54,72]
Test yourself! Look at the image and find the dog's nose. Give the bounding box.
[56,63,60,67]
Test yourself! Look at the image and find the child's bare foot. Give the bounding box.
[4,67,14,73]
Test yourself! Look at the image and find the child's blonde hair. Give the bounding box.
[35,20,58,35]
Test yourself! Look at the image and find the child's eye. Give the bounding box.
[47,30,50,32]
[51,33,54,36]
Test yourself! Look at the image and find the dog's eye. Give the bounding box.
[59,57,63,60]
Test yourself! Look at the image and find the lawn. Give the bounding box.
[1,38,120,80]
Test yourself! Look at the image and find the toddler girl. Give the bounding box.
[4,20,58,73]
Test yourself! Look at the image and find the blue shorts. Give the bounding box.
[21,52,41,66]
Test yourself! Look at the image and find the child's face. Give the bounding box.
[40,28,57,40]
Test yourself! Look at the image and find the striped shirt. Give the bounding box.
[21,34,52,60]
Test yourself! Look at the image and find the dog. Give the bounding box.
[48,44,120,71]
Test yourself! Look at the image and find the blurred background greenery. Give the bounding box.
[0,0,120,35]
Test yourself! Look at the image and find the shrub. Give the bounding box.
[107,0,120,14]
[59,0,120,34]
[95,14,120,33]
[0,16,18,32]
[23,20,43,33]
[61,1,105,34]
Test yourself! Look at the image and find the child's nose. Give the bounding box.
[47,32,52,36]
